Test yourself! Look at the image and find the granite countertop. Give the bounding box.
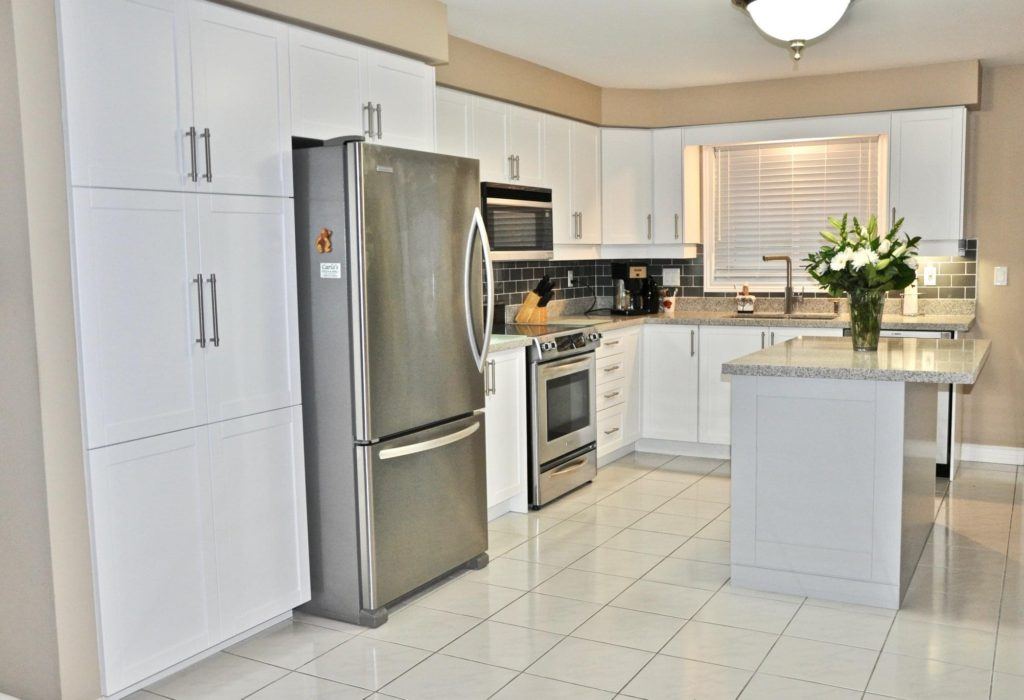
[721,336,991,384]
[488,334,532,352]
[550,311,976,333]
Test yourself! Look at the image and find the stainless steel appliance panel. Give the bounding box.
[362,413,488,608]
[536,447,598,506]
[357,144,485,441]
[533,353,597,465]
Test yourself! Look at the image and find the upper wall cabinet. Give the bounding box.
[602,129,653,244]
[544,116,602,245]
[889,107,966,252]
[289,28,436,151]
[436,87,474,157]
[652,128,684,244]
[60,0,292,197]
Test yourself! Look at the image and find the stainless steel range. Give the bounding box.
[503,323,602,508]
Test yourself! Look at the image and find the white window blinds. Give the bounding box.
[704,136,881,291]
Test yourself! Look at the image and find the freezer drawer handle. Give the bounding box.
[550,456,589,476]
[379,421,480,460]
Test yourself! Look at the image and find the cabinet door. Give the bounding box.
[699,326,766,445]
[769,326,844,345]
[509,105,544,185]
[485,349,528,509]
[436,87,474,157]
[189,0,292,196]
[363,47,436,151]
[60,0,194,191]
[616,330,642,442]
[652,128,684,244]
[199,195,301,422]
[73,188,207,449]
[890,107,966,245]
[642,325,698,442]
[288,27,365,141]
[89,428,217,695]
[572,122,603,244]
[208,407,308,638]
[543,115,575,244]
[602,129,652,244]
[472,97,510,183]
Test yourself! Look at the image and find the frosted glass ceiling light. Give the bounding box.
[733,0,852,60]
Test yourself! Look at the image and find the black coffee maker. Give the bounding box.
[611,263,661,315]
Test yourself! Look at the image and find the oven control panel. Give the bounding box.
[533,329,602,361]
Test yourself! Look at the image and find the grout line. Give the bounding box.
[989,466,1022,699]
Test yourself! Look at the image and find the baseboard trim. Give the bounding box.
[635,438,731,460]
[598,442,637,467]
[960,443,1024,467]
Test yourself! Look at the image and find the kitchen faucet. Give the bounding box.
[762,255,801,314]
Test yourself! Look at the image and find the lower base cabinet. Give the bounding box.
[485,347,528,512]
[89,406,307,694]
[641,325,699,442]
[597,327,641,457]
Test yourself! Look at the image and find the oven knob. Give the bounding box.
[588,332,601,342]
[541,341,555,352]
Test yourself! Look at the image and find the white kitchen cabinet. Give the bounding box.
[543,116,574,244]
[208,406,308,638]
[199,195,301,423]
[652,128,684,244]
[89,427,218,694]
[597,327,641,456]
[362,47,436,150]
[572,122,603,244]
[436,87,474,157]
[889,107,966,252]
[485,347,528,513]
[508,105,544,185]
[642,325,699,442]
[602,129,653,244]
[288,28,365,141]
[699,325,767,445]
[472,96,512,182]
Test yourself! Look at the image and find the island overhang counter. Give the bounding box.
[722,336,990,609]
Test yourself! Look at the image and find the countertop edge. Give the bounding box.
[550,313,976,333]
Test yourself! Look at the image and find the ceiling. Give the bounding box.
[444,0,1024,89]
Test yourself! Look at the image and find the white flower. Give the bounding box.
[850,248,879,271]
[906,256,918,270]
[815,261,829,276]
[877,238,891,255]
[860,226,870,239]
[829,250,851,271]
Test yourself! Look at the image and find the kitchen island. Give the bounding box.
[722,336,990,608]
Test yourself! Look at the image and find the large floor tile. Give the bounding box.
[784,604,892,650]
[995,628,1024,675]
[622,654,752,700]
[568,545,663,578]
[490,592,602,635]
[503,537,596,567]
[638,471,703,489]
[148,652,288,700]
[662,621,777,671]
[380,654,516,700]
[696,517,731,542]
[883,616,995,669]
[298,638,429,691]
[614,477,691,498]
[991,671,1024,700]
[632,511,711,537]
[487,512,561,537]
[441,620,562,671]
[694,592,801,634]
[599,489,673,511]
[568,504,648,527]
[527,637,653,693]
[533,567,634,604]
[670,537,731,565]
[603,528,689,556]
[642,557,731,591]
[486,529,529,556]
[759,636,878,691]
[866,652,993,699]
[293,612,368,636]
[611,580,715,619]
[362,606,480,652]
[571,605,685,651]
[461,556,561,591]
[490,673,614,699]
[538,520,623,546]
[247,672,371,699]
[226,620,352,669]
[738,673,861,699]
[656,497,729,519]
[659,455,727,475]
[414,580,522,618]
[611,451,676,469]
[679,475,731,504]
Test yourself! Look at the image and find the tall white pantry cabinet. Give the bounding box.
[59,0,307,695]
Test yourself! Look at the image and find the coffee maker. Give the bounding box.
[612,263,661,315]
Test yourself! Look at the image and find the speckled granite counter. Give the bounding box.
[488,334,531,353]
[549,311,975,333]
[721,336,990,384]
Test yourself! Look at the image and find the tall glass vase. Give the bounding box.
[848,288,886,351]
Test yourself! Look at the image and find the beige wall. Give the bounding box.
[962,64,1024,450]
[437,36,603,124]
[218,0,449,64]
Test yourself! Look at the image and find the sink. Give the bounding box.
[729,312,838,320]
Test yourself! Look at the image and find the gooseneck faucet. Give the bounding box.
[762,255,798,314]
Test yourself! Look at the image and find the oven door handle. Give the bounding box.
[463,206,494,372]
[539,356,594,379]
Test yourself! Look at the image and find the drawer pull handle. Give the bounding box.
[603,427,621,435]
[604,340,620,347]
[603,391,621,399]
[603,364,621,373]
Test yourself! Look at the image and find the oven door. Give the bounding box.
[533,353,597,465]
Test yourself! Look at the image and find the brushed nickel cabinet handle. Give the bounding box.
[200,128,212,182]
[761,331,766,349]
[690,329,695,357]
[185,127,198,183]
[603,364,621,373]
[603,390,621,400]
[604,340,620,347]
[207,273,220,347]
[647,213,652,240]
[508,154,515,180]
[193,274,206,348]
[578,211,583,239]
[771,331,776,345]
[375,103,383,139]
[675,212,680,239]
[364,102,374,137]
[603,427,621,435]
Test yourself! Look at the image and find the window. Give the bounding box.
[702,136,884,291]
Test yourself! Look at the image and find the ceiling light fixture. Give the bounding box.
[732,0,852,61]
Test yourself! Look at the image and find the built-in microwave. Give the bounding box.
[481,182,553,260]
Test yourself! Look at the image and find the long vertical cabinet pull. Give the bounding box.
[761,331,766,349]
[675,213,680,239]
[487,360,497,396]
[193,274,206,347]
[200,128,212,182]
[690,329,695,357]
[207,274,220,347]
[646,214,652,240]
[364,102,375,138]
[185,127,198,183]
[508,155,515,181]
[515,155,520,181]
[770,331,775,345]
[375,104,383,140]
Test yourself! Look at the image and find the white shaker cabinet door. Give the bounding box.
[60,0,194,191]
[602,129,652,244]
[189,0,292,196]
[363,47,436,151]
[208,407,309,638]
[73,188,207,449]
[485,348,528,510]
[472,97,511,183]
[436,87,474,157]
[572,122,603,244]
[198,195,301,422]
[89,427,218,695]
[509,105,544,185]
[641,325,698,442]
[698,325,767,445]
[543,115,575,244]
[652,128,684,245]
[288,27,366,141]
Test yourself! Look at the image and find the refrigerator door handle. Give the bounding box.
[463,206,494,372]
[378,420,480,460]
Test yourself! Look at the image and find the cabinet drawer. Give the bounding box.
[597,379,626,412]
[597,407,625,451]
[597,334,629,358]
[597,354,626,385]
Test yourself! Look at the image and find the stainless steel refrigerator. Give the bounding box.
[293,138,495,627]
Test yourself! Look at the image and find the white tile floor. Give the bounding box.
[138,453,1024,700]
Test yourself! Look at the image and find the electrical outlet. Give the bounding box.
[663,267,682,286]
[567,270,574,288]
[923,265,938,286]
[994,266,1009,286]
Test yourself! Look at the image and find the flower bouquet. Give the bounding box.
[804,214,921,351]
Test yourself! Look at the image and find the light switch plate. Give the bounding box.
[923,265,938,286]
[994,266,1009,286]
[567,270,574,288]
[663,267,681,286]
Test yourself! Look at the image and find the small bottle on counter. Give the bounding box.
[902,279,919,316]
[736,284,756,313]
